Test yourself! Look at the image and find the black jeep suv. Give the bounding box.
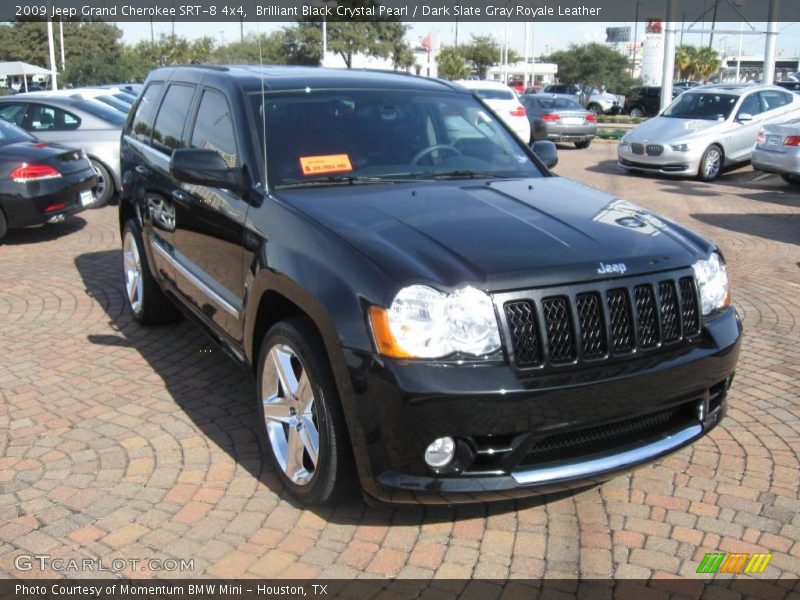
[120,65,741,505]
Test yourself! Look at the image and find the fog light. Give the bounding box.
[424,437,455,468]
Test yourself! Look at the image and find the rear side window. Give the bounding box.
[25,104,80,132]
[190,90,237,167]
[151,84,195,155]
[74,100,126,125]
[759,90,792,111]
[130,82,163,143]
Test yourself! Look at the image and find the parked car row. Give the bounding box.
[618,83,800,182]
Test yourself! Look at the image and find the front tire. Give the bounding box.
[0,208,7,242]
[781,173,800,185]
[256,319,354,505]
[698,145,724,182]
[122,219,179,325]
[575,140,592,149]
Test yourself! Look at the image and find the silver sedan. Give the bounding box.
[751,118,800,185]
[618,84,800,181]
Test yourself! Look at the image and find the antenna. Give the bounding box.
[256,20,268,188]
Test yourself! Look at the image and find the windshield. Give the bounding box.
[662,92,738,120]
[0,119,33,145]
[471,88,516,101]
[251,89,543,189]
[530,96,583,110]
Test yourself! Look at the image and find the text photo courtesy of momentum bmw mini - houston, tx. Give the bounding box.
[1,0,799,597]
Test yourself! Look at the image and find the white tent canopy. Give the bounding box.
[0,61,56,92]
[0,61,51,78]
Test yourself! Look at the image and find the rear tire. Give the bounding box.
[780,173,800,185]
[587,103,602,115]
[256,318,355,505]
[629,106,645,119]
[575,140,592,149]
[0,208,7,242]
[122,219,180,325]
[90,160,114,207]
[698,145,724,182]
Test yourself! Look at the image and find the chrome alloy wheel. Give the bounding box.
[262,344,320,485]
[703,147,722,179]
[123,230,143,315]
[92,164,105,202]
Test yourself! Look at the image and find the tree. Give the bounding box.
[543,43,638,94]
[436,46,470,80]
[674,45,722,82]
[0,22,142,86]
[460,34,500,79]
[695,46,722,81]
[674,45,695,80]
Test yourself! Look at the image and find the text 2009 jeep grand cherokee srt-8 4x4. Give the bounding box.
[119,66,741,505]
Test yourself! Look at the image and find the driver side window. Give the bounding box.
[737,93,763,118]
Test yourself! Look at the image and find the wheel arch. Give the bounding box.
[85,153,120,192]
[245,273,375,495]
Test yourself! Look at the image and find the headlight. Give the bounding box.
[619,137,630,148]
[692,252,730,316]
[670,143,690,152]
[369,285,501,358]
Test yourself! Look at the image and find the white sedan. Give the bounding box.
[618,83,800,181]
[455,80,531,143]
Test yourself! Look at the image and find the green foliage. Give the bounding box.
[436,46,470,80]
[543,43,638,95]
[0,19,416,87]
[675,45,722,81]
[460,34,500,79]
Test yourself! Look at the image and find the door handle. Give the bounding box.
[171,189,192,205]
[135,165,151,176]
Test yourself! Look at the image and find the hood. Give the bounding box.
[628,116,725,143]
[278,177,712,291]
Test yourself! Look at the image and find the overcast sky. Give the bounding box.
[118,20,800,59]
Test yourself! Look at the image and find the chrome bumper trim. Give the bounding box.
[511,423,702,485]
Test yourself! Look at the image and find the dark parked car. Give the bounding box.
[120,65,741,505]
[776,80,800,94]
[0,119,96,241]
[625,86,685,118]
[522,94,597,148]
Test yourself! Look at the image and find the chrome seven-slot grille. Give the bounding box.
[502,275,701,369]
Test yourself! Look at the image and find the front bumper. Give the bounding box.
[1,168,97,228]
[618,144,703,176]
[345,307,742,504]
[752,146,800,177]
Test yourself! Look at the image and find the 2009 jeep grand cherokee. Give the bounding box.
[119,65,741,505]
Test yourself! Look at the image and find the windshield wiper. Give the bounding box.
[275,175,407,189]
[422,170,512,180]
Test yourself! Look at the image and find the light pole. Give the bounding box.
[59,20,65,71]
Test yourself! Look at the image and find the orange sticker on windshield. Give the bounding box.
[299,154,353,176]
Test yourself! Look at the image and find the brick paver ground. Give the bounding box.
[1,143,798,580]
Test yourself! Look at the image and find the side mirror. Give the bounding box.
[737,113,753,123]
[531,140,558,169]
[169,148,243,192]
